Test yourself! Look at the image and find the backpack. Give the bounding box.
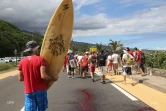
[69,55,76,68]
[126,54,134,65]
[140,53,145,62]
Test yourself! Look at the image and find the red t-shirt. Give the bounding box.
[128,51,134,57]
[136,51,142,62]
[65,55,69,65]
[108,61,113,67]
[82,56,88,66]
[18,56,46,94]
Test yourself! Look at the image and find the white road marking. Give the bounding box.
[20,107,24,111]
[111,83,138,101]
[95,72,138,101]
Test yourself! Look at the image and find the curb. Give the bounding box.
[131,76,166,94]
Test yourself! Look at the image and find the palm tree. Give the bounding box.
[96,43,103,52]
[108,39,123,51]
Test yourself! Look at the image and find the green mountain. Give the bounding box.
[0,19,111,57]
[0,19,43,57]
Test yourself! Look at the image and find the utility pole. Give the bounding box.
[14,49,17,65]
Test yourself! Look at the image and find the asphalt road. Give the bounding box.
[0,71,156,111]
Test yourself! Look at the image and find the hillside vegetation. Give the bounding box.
[0,19,43,57]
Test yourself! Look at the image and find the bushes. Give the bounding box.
[145,51,166,69]
[0,63,16,71]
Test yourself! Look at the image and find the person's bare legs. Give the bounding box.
[72,69,75,79]
[103,75,105,81]
[116,68,118,75]
[129,75,135,85]
[113,64,116,75]
[100,76,103,82]
[90,72,94,79]
[83,71,87,78]
[123,75,126,84]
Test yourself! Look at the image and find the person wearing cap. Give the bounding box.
[122,50,135,86]
[126,47,134,57]
[138,49,146,76]
[18,41,58,111]
[135,48,145,75]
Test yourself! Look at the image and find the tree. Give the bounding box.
[108,39,123,51]
[96,43,103,52]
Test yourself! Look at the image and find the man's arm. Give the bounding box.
[18,71,24,81]
[40,66,58,81]
[121,54,125,67]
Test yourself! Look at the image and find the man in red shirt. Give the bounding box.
[137,49,146,76]
[18,41,58,111]
[81,52,89,78]
[126,47,134,57]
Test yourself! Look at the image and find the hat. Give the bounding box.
[67,49,73,54]
[134,47,138,50]
[24,41,40,52]
[123,50,127,54]
[85,51,89,54]
[139,48,142,51]
[126,47,130,51]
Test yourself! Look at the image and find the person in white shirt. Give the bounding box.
[122,50,135,86]
[112,51,120,75]
[77,53,83,75]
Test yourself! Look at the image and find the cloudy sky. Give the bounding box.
[0,0,166,50]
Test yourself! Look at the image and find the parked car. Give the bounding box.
[0,58,5,63]
[5,59,12,63]
[12,58,21,62]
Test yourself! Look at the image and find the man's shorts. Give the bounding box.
[113,63,118,70]
[123,67,132,75]
[108,67,112,71]
[90,64,95,72]
[25,90,48,111]
[69,65,75,72]
[98,66,106,76]
[82,66,88,72]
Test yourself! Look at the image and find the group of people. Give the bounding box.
[63,47,146,86]
[120,47,146,85]
[18,40,146,110]
[64,50,108,84]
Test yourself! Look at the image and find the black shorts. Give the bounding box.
[124,67,132,75]
[69,65,74,72]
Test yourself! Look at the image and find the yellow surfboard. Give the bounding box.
[40,0,74,89]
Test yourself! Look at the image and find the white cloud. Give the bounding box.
[73,5,166,37]
[0,0,102,32]
[155,47,166,50]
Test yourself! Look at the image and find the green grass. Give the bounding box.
[0,63,17,71]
